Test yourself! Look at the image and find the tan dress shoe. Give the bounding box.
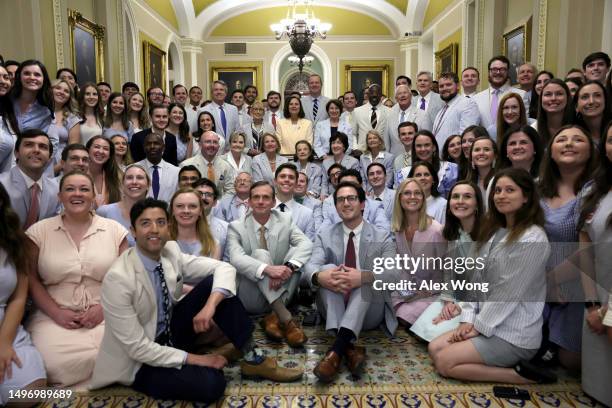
[313,350,342,383]
[261,312,284,340]
[284,319,307,347]
[345,346,366,375]
[208,343,243,363]
[240,357,303,382]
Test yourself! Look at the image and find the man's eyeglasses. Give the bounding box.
[489,68,507,73]
[336,195,359,204]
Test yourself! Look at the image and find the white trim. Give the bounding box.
[166,35,184,87]
[334,56,398,97]
[123,1,140,83]
[170,0,194,36]
[421,0,464,35]
[203,35,397,44]
[270,44,332,96]
[133,0,180,35]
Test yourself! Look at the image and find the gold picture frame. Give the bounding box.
[68,9,105,86]
[344,64,390,105]
[502,17,532,85]
[211,66,258,102]
[435,43,458,78]
[143,41,167,93]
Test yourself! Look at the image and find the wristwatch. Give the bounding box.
[284,262,298,273]
[311,272,320,287]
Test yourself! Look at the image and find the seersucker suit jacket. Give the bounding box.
[251,153,288,184]
[301,95,330,125]
[0,166,60,227]
[384,103,432,156]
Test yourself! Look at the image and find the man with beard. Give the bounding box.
[431,72,479,148]
[352,84,391,152]
[263,91,283,130]
[244,85,258,108]
[472,55,526,128]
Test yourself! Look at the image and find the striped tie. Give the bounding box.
[313,98,318,120]
[371,107,377,129]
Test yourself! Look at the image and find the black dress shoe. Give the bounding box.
[514,360,557,384]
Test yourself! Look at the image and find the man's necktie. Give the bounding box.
[154,263,173,346]
[490,89,500,122]
[403,153,411,168]
[433,104,449,135]
[313,98,318,120]
[400,110,406,124]
[219,105,228,136]
[294,196,304,204]
[375,197,382,201]
[370,107,377,129]
[344,231,356,304]
[152,165,160,199]
[279,203,286,212]
[24,183,40,229]
[259,226,268,250]
[207,162,216,182]
[420,97,426,110]
[272,113,277,130]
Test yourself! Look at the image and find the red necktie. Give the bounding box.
[24,183,40,229]
[272,113,277,130]
[344,231,356,304]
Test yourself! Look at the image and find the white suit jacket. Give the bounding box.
[90,241,237,389]
[415,91,445,126]
[0,166,60,227]
[137,159,179,203]
[384,103,432,156]
[432,94,480,149]
[313,118,354,157]
[352,103,391,151]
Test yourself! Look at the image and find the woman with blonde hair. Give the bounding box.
[48,79,81,174]
[251,132,288,183]
[359,129,394,190]
[169,188,220,260]
[222,131,252,174]
[391,178,446,327]
[127,92,150,133]
[109,134,132,171]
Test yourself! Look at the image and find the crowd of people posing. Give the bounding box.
[0,51,611,405]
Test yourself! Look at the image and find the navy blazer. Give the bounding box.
[130,129,178,166]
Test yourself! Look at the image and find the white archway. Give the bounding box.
[122,1,139,83]
[166,35,184,89]
[270,44,332,96]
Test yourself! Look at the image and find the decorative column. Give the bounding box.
[399,32,421,83]
[180,37,205,88]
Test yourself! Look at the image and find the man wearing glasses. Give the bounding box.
[304,181,397,383]
[193,177,230,261]
[472,55,527,128]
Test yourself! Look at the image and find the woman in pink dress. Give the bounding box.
[391,178,447,327]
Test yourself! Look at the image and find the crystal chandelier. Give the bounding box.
[271,0,331,74]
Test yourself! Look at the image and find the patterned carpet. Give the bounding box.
[39,322,602,408]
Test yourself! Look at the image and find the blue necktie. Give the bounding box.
[313,98,318,120]
[152,165,160,199]
[154,263,173,346]
[219,105,228,136]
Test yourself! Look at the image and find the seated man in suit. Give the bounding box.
[226,181,313,347]
[193,178,229,260]
[178,165,201,189]
[130,105,178,165]
[0,129,60,228]
[294,171,323,231]
[304,182,397,382]
[320,169,389,231]
[91,198,303,403]
[366,162,394,221]
[137,132,179,203]
[181,131,235,197]
[214,171,252,223]
[274,163,315,241]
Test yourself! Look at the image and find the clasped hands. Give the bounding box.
[318,265,362,293]
[53,304,103,330]
[448,322,479,343]
[264,264,294,290]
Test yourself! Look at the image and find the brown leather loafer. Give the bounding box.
[345,346,366,375]
[260,312,284,340]
[284,319,307,347]
[240,357,303,382]
[313,350,342,383]
[208,343,243,363]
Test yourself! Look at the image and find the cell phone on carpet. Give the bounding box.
[493,386,531,400]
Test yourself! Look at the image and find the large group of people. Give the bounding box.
[0,50,611,406]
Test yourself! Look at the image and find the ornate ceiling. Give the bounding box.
[140,0,454,39]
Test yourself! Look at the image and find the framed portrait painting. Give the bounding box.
[344,64,390,105]
[502,17,532,85]
[143,41,167,92]
[211,66,258,103]
[435,43,458,78]
[68,9,105,87]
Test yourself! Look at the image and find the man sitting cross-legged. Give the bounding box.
[304,182,398,382]
[227,181,313,347]
[91,198,303,403]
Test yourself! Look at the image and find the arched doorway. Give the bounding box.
[283,71,310,97]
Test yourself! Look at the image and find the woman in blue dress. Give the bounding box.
[0,183,46,405]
